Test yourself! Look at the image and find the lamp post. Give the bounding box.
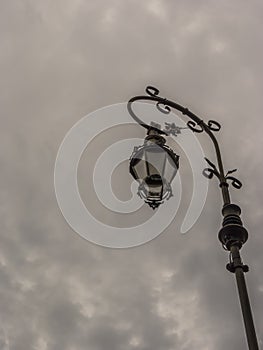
[128,86,259,350]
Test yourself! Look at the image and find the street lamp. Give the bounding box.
[127,86,259,350]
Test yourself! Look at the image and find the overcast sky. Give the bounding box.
[1,1,263,349]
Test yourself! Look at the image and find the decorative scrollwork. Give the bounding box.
[225,176,242,189]
[224,169,242,189]
[187,120,204,133]
[207,120,221,131]
[203,157,221,180]
[156,101,171,114]
[146,86,160,97]
[203,168,220,179]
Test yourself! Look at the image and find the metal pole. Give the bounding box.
[230,245,259,350]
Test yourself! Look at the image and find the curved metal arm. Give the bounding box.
[128,86,242,206]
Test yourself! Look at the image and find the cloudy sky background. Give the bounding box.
[1,0,263,349]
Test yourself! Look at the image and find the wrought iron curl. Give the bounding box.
[224,169,242,189]
[203,157,221,180]
[203,168,221,180]
[226,176,242,189]
[208,120,221,131]
[203,158,242,190]
[156,101,171,114]
[187,120,204,133]
[146,86,160,97]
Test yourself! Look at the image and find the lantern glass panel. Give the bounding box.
[163,152,179,183]
[131,149,147,180]
[145,146,167,178]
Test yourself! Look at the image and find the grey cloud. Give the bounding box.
[1,0,263,349]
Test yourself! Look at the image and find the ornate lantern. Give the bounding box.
[130,129,179,209]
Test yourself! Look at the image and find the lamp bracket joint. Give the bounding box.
[226,262,249,273]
